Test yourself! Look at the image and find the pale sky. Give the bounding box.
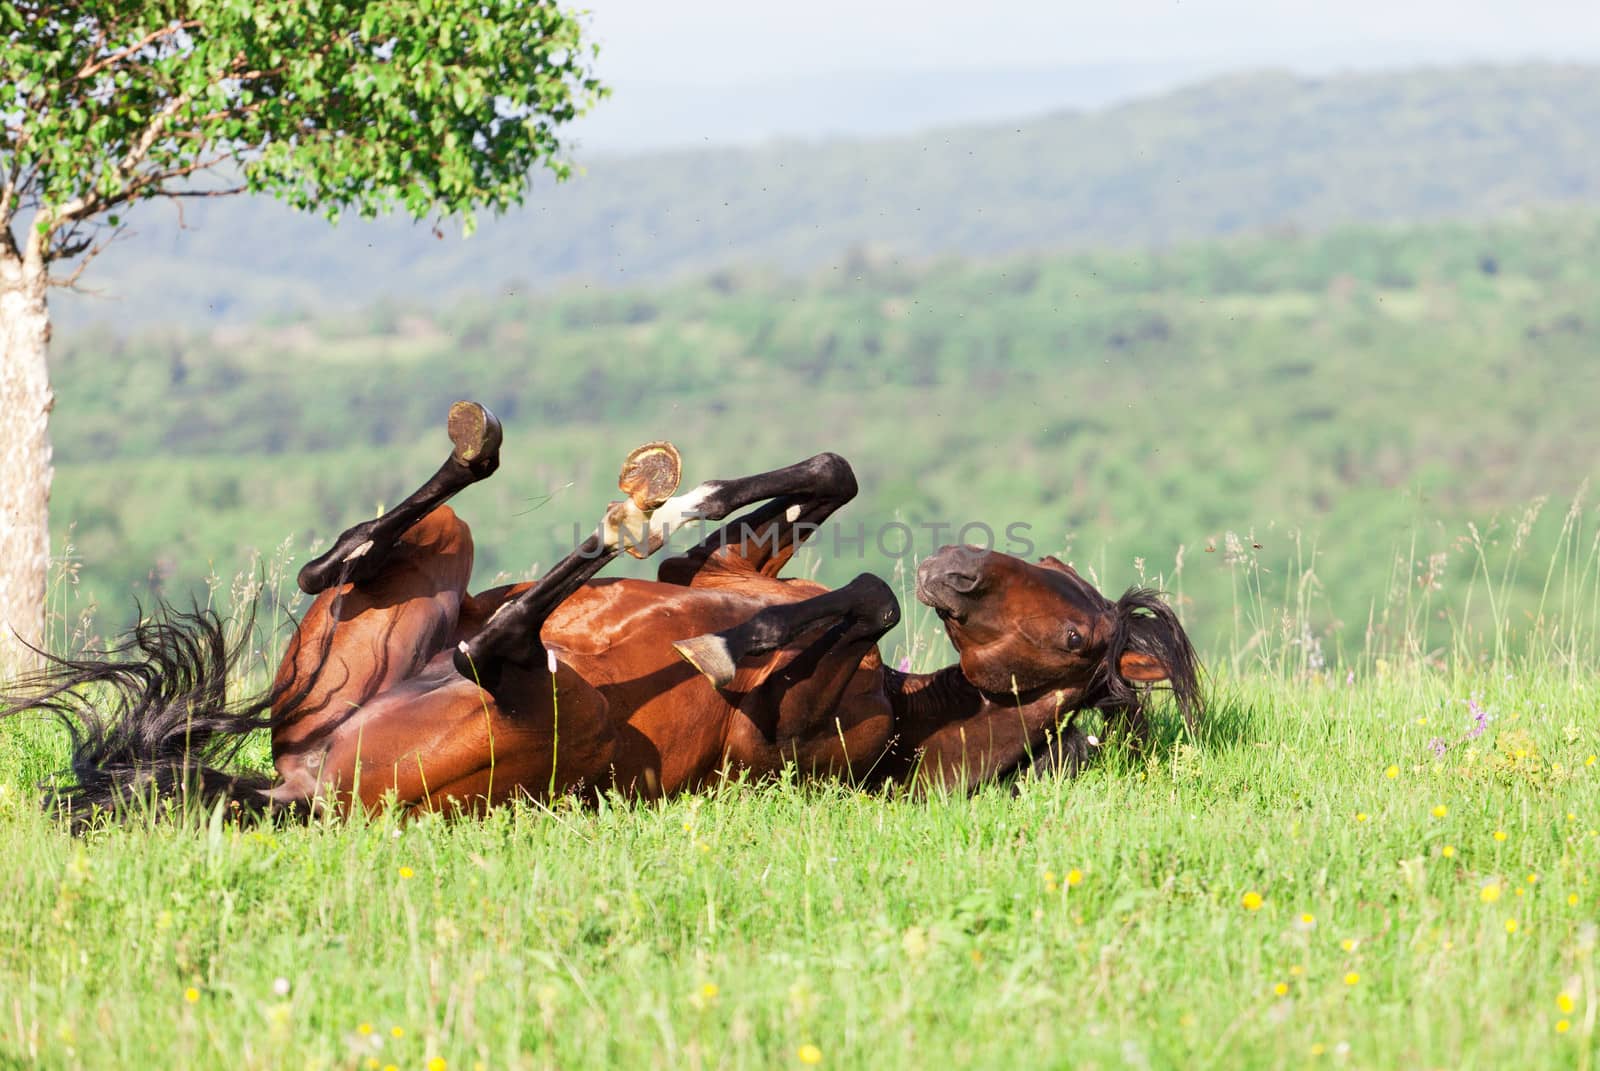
[578,0,1600,86]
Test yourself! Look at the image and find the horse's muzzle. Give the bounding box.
[916,544,989,613]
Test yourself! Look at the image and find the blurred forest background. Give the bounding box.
[46,63,1600,663]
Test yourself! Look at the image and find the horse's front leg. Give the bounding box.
[673,574,901,781]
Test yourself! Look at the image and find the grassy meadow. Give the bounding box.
[4,528,1600,1069]
[2,665,1599,1068]
[6,209,1600,1069]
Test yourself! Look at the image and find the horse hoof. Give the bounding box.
[447,401,503,471]
[673,634,736,689]
[619,441,682,513]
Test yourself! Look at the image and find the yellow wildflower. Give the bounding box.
[797,1043,823,1065]
[1441,845,1455,858]
[1557,1019,1572,1034]
[1431,805,1448,818]
[1241,891,1264,911]
[1505,919,1519,934]
[1558,993,1576,1014]
[1273,982,1289,996]
[1384,765,1399,780]
[1066,868,1084,887]
[398,866,415,880]
[1493,830,1507,842]
[1481,883,1503,903]
[183,987,200,1004]
[1344,972,1360,986]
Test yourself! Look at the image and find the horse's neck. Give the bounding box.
[886,665,1062,739]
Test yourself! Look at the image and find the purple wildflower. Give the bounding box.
[1346,669,1355,686]
[897,655,912,673]
[1428,736,1447,758]
[1466,693,1490,739]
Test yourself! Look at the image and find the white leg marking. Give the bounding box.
[600,484,716,553]
[650,484,715,535]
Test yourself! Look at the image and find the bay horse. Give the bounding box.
[4,402,1201,825]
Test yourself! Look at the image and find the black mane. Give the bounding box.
[1091,586,1204,732]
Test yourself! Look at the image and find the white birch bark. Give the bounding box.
[0,248,54,671]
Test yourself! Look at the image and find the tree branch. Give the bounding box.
[150,185,248,199]
[46,226,127,290]
[72,21,199,84]
[3,106,36,238]
[42,208,134,289]
[86,152,242,215]
[42,44,288,235]
[48,89,196,231]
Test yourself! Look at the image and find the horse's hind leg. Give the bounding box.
[297,401,503,594]
[674,573,901,690]
[656,453,858,584]
[272,506,477,797]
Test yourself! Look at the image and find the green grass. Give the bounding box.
[2,650,1599,1067]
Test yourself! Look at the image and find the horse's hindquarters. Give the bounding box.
[276,661,616,815]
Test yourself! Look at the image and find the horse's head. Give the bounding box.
[915,545,1202,728]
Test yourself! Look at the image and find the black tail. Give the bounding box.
[1096,587,1205,733]
[1,603,312,831]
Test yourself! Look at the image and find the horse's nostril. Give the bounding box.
[944,571,980,594]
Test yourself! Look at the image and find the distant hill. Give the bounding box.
[55,63,1600,332]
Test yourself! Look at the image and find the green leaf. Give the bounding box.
[1,0,603,254]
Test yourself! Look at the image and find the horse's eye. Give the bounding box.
[1066,629,1084,652]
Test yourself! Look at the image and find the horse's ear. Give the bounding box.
[1118,650,1170,682]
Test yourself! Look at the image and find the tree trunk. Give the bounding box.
[0,251,53,672]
